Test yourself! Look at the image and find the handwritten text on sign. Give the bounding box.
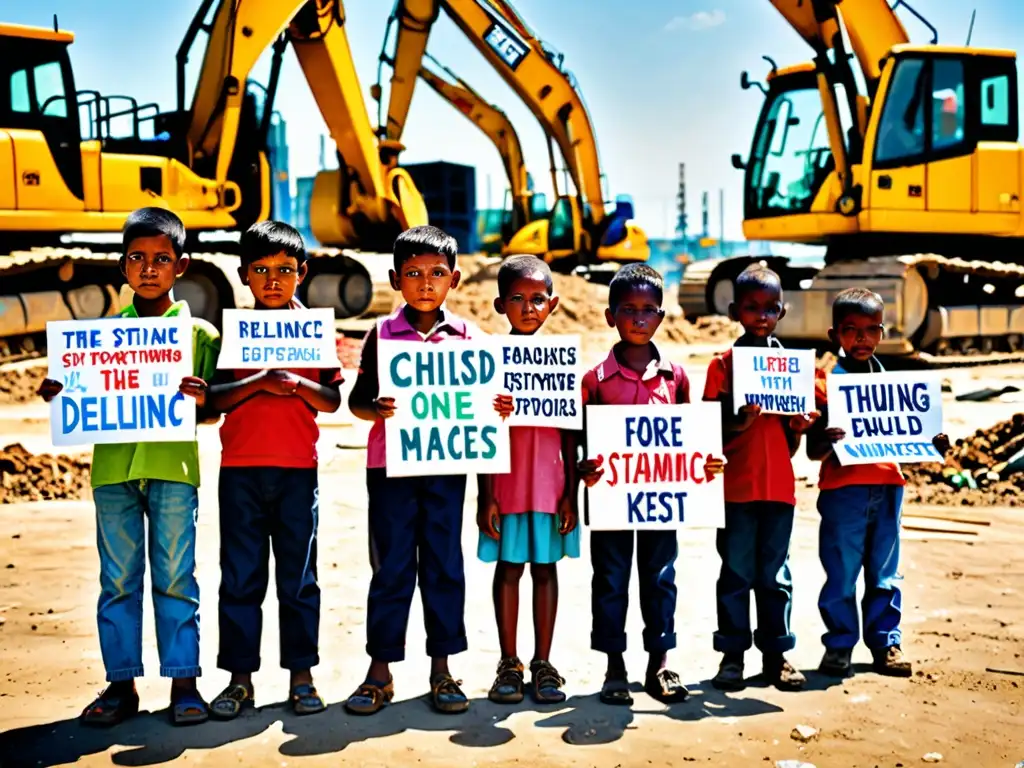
[826,371,944,466]
[585,403,725,530]
[217,308,339,369]
[500,335,582,429]
[378,339,510,477]
[731,347,816,414]
[46,317,195,446]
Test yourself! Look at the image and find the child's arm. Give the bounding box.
[206,370,276,413]
[178,376,221,423]
[703,358,759,437]
[783,411,821,457]
[558,430,580,534]
[292,369,342,413]
[348,328,395,422]
[37,378,63,402]
[477,474,500,540]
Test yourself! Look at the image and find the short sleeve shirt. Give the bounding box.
[703,348,796,505]
[581,344,689,407]
[90,301,221,489]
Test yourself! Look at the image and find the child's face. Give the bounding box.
[605,285,664,346]
[829,309,884,361]
[730,285,785,338]
[242,251,306,309]
[494,273,559,334]
[389,253,460,313]
[121,235,188,300]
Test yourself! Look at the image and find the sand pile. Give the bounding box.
[0,365,46,405]
[1,444,91,504]
[904,413,1024,506]
[447,257,741,342]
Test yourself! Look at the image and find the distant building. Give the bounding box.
[266,112,292,224]
[403,161,478,254]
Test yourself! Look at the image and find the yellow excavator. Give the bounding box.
[373,47,540,251]
[0,0,428,361]
[374,0,649,274]
[680,0,1024,356]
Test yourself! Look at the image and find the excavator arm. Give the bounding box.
[415,53,532,234]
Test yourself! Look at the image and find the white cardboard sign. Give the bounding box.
[498,334,583,429]
[217,308,339,369]
[731,347,816,415]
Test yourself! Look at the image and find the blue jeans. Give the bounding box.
[714,502,796,654]
[817,484,904,651]
[92,480,201,682]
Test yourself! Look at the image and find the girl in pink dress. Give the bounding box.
[480,255,581,705]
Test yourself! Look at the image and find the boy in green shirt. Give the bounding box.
[38,207,220,727]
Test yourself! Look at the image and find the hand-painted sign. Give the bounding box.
[499,335,583,429]
[585,403,725,530]
[217,308,339,369]
[378,339,510,477]
[731,347,816,414]
[826,371,944,466]
[46,317,195,446]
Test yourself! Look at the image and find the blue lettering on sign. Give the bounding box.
[60,392,187,434]
[627,491,687,523]
[482,15,529,70]
[842,441,938,460]
[624,416,684,448]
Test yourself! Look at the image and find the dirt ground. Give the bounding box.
[1,328,1024,767]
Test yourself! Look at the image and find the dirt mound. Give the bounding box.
[904,413,1024,506]
[447,259,742,342]
[0,365,46,404]
[0,444,91,504]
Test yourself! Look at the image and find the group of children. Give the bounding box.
[38,207,948,728]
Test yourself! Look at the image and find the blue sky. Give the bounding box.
[7,0,1024,240]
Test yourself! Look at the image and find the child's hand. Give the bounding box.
[703,454,726,481]
[737,403,762,430]
[37,378,63,403]
[477,498,500,540]
[557,493,578,535]
[932,432,951,456]
[374,396,396,419]
[578,456,605,488]
[493,394,514,420]
[788,410,821,434]
[179,376,208,407]
[824,426,846,443]
[263,370,300,396]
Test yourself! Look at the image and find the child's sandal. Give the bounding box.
[530,660,566,704]
[488,657,525,704]
[599,674,633,706]
[80,688,140,727]
[644,668,689,704]
[210,683,254,721]
[430,672,469,714]
[290,683,326,716]
[170,690,210,726]
[343,676,394,716]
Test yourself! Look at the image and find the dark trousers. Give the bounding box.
[817,484,904,651]
[714,501,796,655]
[365,469,468,662]
[217,467,320,673]
[590,530,678,654]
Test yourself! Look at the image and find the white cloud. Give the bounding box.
[664,9,726,32]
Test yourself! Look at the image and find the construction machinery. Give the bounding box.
[374,0,649,274]
[680,0,1024,356]
[0,1,429,362]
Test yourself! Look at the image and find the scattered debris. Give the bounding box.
[0,364,46,405]
[790,724,819,742]
[986,667,1024,677]
[955,385,1021,402]
[0,444,91,504]
[922,753,943,763]
[904,413,1024,506]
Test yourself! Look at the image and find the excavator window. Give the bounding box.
[875,57,926,166]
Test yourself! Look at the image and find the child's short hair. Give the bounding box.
[122,207,186,258]
[497,255,553,298]
[832,287,884,326]
[393,225,458,272]
[608,263,663,312]
[734,263,782,301]
[240,220,306,267]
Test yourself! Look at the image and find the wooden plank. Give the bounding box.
[902,510,992,527]
[903,523,978,536]
[903,517,982,535]
[902,531,978,543]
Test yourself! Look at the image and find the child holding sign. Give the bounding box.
[184,221,342,719]
[478,256,580,705]
[344,225,500,716]
[807,288,949,678]
[578,264,724,706]
[702,265,817,692]
[37,208,220,726]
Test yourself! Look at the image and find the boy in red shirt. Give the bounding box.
[807,288,948,678]
[579,264,724,706]
[703,265,817,691]
[184,221,342,718]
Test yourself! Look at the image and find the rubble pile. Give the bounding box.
[1,444,91,504]
[0,365,46,404]
[904,413,1024,506]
